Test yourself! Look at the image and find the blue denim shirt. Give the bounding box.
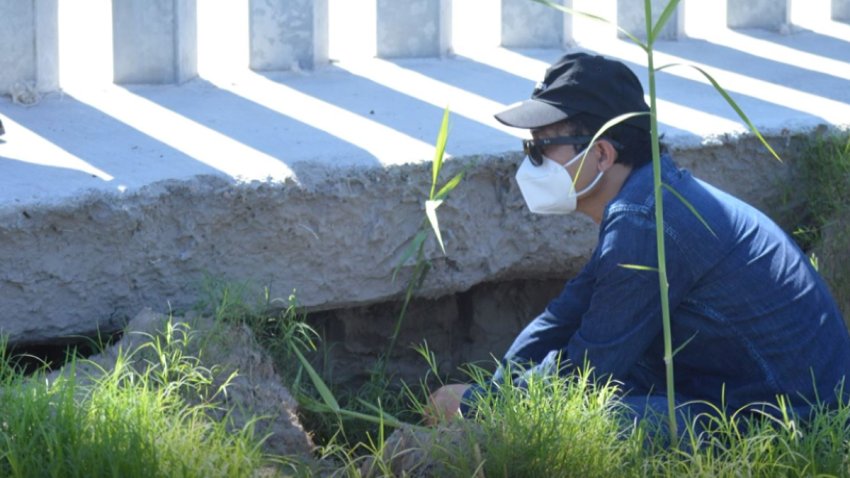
[464,155,850,416]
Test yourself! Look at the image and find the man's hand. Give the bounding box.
[424,384,471,426]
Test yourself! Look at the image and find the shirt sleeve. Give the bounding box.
[500,259,596,367]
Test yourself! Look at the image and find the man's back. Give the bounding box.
[604,155,850,413]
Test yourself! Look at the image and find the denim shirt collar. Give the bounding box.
[601,153,679,224]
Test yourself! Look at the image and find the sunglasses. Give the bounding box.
[522,135,594,166]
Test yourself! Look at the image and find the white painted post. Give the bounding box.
[0,0,59,94]
[834,0,850,21]
[376,0,451,58]
[112,0,197,84]
[617,0,683,40]
[727,0,790,30]
[249,0,329,71]
[501,0,566,48]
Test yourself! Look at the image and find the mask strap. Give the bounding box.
[562,146,604,198]
[574,169,604,197]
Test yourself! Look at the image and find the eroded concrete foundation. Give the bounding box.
[0,133,805,346]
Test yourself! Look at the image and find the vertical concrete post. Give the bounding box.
[112,0,198,84]
[617,0,683,40]
[249,0,329,71]
[563,0,574,47]
[727,0,790,30]
[501,0,565,48]
[0,0,59,94]
[376,0,451,58]
[834,0,850,21]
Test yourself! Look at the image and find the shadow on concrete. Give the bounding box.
[0,94,223,192]
[396,54,542,105]
[653,35,850,96]
[0,153,116,201]
[124,79,381,169]
[737,27,850,64]
[272,65,520,154]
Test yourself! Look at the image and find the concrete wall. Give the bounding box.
[249,0,329,71]
[0,135,801,344]
[727,0,790,30]
[112,0,197,84]
[3,0,850,91]
[0,0,58,93]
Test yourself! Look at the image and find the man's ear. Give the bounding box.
[596,140,619,171]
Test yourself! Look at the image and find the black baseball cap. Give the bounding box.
[495,52,650,131]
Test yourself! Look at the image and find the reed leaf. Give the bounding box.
[430,106,451,199]
[663,183,718,238]
[649,0,682,44]
[657,63,781,162]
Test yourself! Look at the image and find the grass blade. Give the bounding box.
[649,0,682,44]
[293,347,340,412]
[392,230,428,282]
[356,398,403,424]
[573,111,650,188]
[658,63,782,162]
[431,106,451,199]
[662,183,717,238]
[618,263,659,272]
[672,332,699,357]
[434,170,465,201]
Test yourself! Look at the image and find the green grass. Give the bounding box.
[796,132,850,240]
[795,131,850,321]
[0,331,273,478]
[195,273,850,477]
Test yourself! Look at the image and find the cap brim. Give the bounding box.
[494,99,571,129]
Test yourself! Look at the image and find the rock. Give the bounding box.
[359,423,483,478]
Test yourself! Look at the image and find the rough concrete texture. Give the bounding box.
[727,0,789,30]
[377,0,443,58]
[0,1,36,92]
[836,0,850,20]
[250,0,317,71]
[49,308,315,459]
[0,134,804,345]
[112,0,198,84]
[501,0,564,48]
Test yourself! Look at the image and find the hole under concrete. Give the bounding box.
[6,331,123,375]
[305,276,571,391]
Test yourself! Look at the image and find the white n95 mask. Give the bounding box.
[515,149,603,215]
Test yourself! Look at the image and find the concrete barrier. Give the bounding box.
[727,0,790,30]
[501,0,568,48]
[112,0,197,84]
[0,0,59,93]
[834,0,850,21]
[249,0,329,71]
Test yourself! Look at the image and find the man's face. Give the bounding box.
[530,125,600,192]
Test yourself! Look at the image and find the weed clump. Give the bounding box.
[0,326,271,478]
